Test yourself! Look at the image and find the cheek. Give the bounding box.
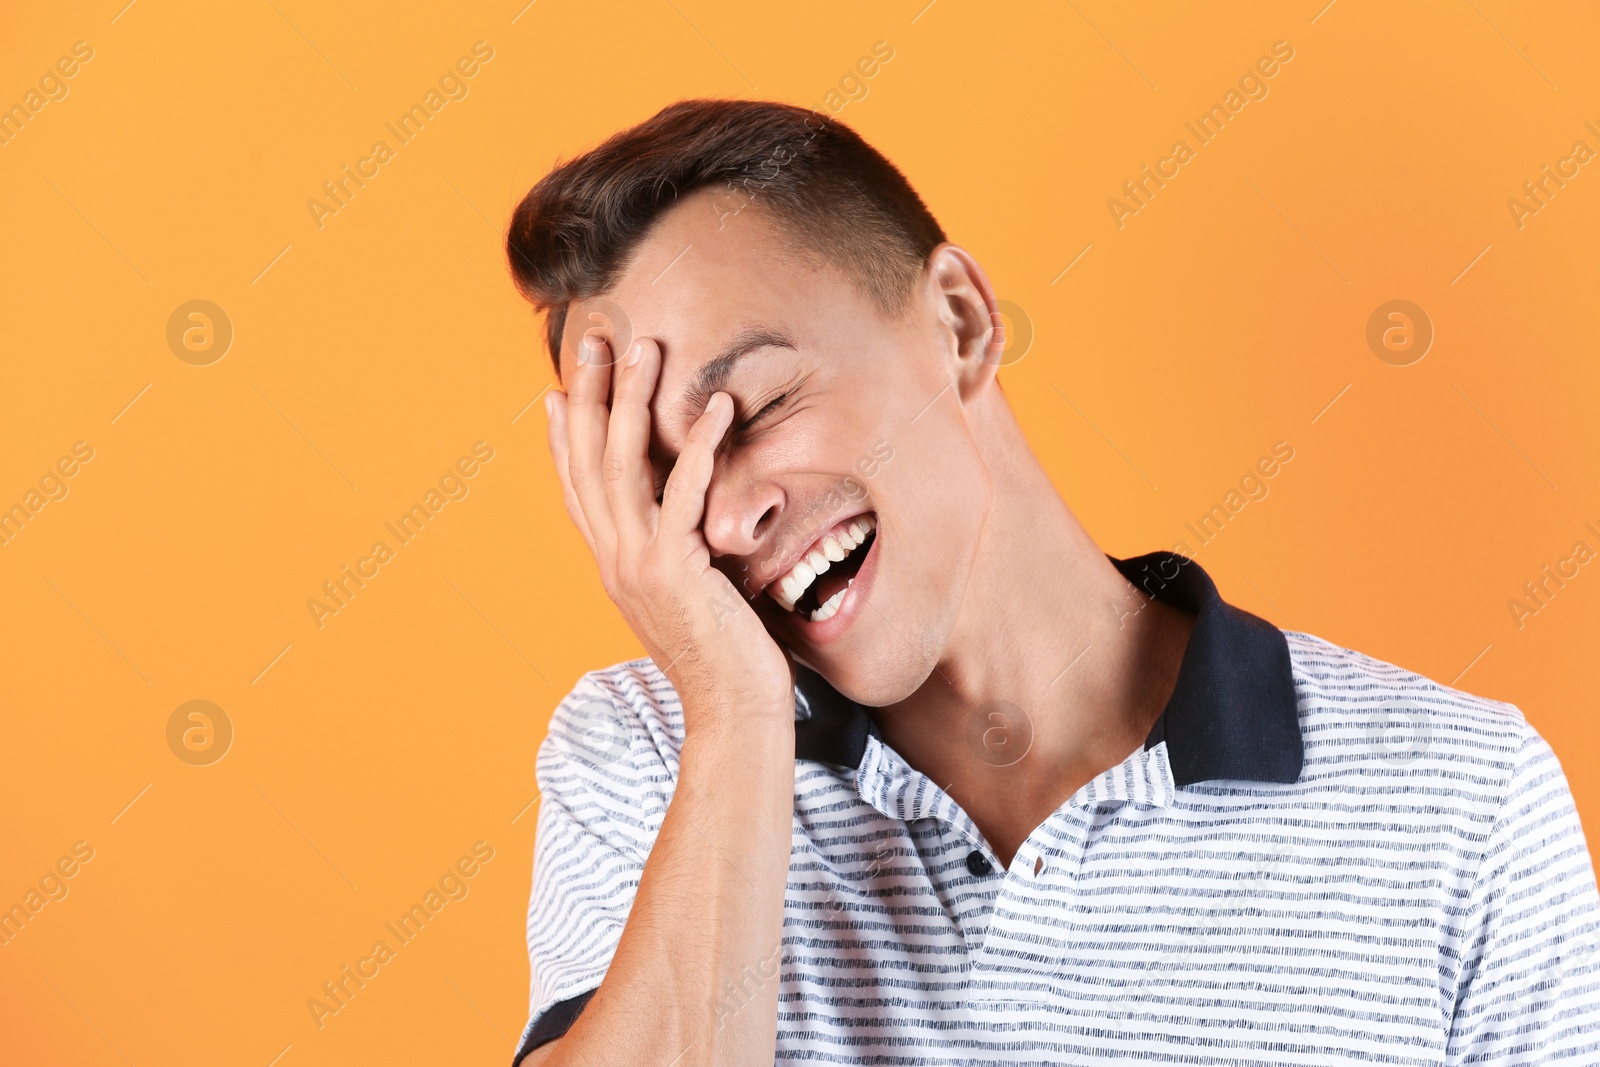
[881,409,990,560]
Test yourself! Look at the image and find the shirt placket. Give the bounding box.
[965,738,1178,1005]
[853,733,1178,1006]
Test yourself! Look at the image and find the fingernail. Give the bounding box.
[626,339,644,367]
[543,393,556,418]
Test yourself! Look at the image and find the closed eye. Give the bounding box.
[652,388,794,505]
[737,391,790,433]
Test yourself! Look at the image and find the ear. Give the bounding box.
[926,243,1004,403]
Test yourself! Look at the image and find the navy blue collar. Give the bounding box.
[793,550,1303,787]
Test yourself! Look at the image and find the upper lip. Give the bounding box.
[744,510,874,602]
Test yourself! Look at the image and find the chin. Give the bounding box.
[814,655,937,708]
[793,606,946,709]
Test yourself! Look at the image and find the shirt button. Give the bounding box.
[966,850,993,876]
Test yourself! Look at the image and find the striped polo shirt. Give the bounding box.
[514,550,1600,1065]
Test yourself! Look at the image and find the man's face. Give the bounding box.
[557,187,996,707]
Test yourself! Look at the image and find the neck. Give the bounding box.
[875,399,1194,868]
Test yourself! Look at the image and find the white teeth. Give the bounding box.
[809,585,849,623]
[768,514,877,613]
[778,562,815,609]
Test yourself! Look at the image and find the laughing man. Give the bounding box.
[504,99,1600,1065]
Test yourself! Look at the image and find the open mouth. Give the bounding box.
[768,514,877,623]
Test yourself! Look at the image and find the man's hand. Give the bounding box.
[546,329,796,731]
[536,330,799,1066]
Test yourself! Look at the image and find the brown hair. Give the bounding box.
[505,98,948,374]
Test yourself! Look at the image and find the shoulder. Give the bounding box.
[1279,629,1541,805]
[544,656,687,745]
[536,657,688,809]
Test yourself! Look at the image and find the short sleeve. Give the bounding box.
[1446,726,1600,1063]
[512,672,671,1064]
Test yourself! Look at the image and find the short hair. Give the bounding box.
[505,98,948,375]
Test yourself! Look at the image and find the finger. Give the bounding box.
[602,336,662,546]
[545,391,596,553]
[659,391,734,538]
[564,329,619,557]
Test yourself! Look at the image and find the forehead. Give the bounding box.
[558,189,845,385]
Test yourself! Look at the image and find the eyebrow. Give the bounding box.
[677,324,797,425]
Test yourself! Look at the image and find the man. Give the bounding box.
[503,99,1600,1065]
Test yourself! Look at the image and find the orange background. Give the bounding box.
[3,1,1597,1063]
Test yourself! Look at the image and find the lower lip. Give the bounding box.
[791,526,881,644]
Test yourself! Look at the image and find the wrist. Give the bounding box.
[681,702,796,760]
[681,683,794,726]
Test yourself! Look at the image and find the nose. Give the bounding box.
[701,458,784,580]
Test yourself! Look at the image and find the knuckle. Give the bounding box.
[613,571,641,605]
[637,553,669,591]
[598,560,625,601]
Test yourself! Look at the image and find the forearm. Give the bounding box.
[530,332,800,1065]
[543,710,796,1065]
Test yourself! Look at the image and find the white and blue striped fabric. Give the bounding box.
[516,610,1600,1064]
